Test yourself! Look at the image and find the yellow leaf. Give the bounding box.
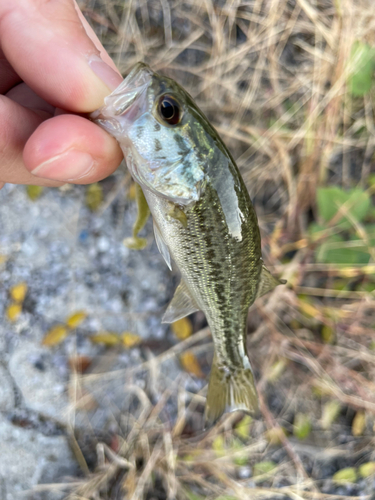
[180,351,204,378]
[172,317,193,340]
[0,254,7,265]
[90,332,120,345]
[267,358,287,383]
[10,282,28,303]
[42,325,68,346]
[265,427,286,445]
[332,467,357,484]
[26,185,44,201]
[358,462,375,478]
[122,332,141,348]
[212,435,225,456]
[312,379,334,398]
[6,303,22,322]
[66,311,87,329]
[298,299,320,318]
[339,267,360,278]
[352,411,366,436]
[85,183,103,211]
[234,415,252,439]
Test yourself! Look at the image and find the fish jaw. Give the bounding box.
[90,62,153,141]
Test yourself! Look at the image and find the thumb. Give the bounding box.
[0,0,123,112]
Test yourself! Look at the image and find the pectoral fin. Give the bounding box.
[167,202,188,228]
[256,265,287,299]
[123,183,150,250]
[153,222,172,270]
[162,280,199,323]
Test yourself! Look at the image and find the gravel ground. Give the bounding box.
[2,178,375,499]
[0,176,187,499]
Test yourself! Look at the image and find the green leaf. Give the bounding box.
[321,400,341,429]
[233,455,248,466]
[332,467,357,484]
[316,187,370,228]
[363,224,375,243]
[359,281,375,292]
[231,438,248,466]
[293,413,312,440]
[316,232,371,265]
[368,174,375,187]
[214,497,238,500]
[253,460,277,477]
[321,324,335,344]
[185,490,205,500]
[308,223,327,238]
[212,435,225,457]
[348,41,375,97]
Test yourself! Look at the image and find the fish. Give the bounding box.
[91,62,286,426]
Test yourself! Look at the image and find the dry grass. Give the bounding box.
[55,0,375,498]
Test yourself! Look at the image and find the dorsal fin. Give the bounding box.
[162,280,200,323]
[256,265,286,299]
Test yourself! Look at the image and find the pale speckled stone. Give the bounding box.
[8,342,69,425]
[0,414,76,500]
[0,180,174,495]
[0,364,15,411]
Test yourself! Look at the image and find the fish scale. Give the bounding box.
[92,61,285,426]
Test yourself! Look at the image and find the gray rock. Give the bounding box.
[0,180,174,493]
[0,364,15,412]
[8,342,69,425]
[0,325,7,361]
[0,414,76,500]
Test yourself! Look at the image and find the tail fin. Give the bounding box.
[204,353,258,427]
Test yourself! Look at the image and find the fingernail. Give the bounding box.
[88,54,122,91]
[31,151,94,181]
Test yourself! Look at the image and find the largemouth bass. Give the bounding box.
[92,63,285,426]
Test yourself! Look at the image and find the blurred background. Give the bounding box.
[1,0,375,498]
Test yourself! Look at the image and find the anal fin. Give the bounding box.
[162,280,199,323]
[256,264,287,299]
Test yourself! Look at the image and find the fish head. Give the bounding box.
[92,62,216,205]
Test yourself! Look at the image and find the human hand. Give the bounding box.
[0,0,124,190]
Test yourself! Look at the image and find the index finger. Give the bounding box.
[0,0,123,112]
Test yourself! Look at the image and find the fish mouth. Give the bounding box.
[90,62,153,123]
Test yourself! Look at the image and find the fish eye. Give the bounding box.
[157,95,182,125]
